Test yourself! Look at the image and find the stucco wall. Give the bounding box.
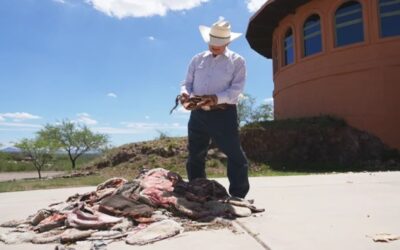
[272,0,400,149]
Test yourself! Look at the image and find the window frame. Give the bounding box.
[302,13,323,57]
[282,27,295,66]
[378,0,400,38]
[334,0,365,48]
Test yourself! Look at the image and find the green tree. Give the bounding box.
[237,93,275,125]
[15,137,56,179]
[237,93,256,125]
[251,102,274,122]
[40,120,108,170]
[0,143,4,159]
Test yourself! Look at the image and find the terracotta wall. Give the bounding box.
[272,0,400,149]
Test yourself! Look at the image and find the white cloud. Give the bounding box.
[148,36,155,41]
[95,122,185,135]
[107,92,118,98]
[53,0,66,4]
[238,93,249,100]
[263,97,274,104]
[145,116,150,120]
[246,0,267,13]
[76,113,98,125]
[0,112,41,121]
[0,122,42,129]
[122,122,185,130]
[85,0,209,18]
[176,106,190,114]
[95,126,139,135]
[0,113,42,132]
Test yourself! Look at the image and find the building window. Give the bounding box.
[379,0,400,37]
[334,1,364,47]
[303,14,322,57]
[283,28,294,65]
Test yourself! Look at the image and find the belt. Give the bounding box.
[201,103,235,111]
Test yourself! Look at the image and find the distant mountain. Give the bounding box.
[0,146,21,153]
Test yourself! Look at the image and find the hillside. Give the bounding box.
[83,137,232,180]
[241,116,400,171]
[83,116,400,178]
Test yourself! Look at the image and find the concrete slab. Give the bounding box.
[240,172,400,250]
[0,228,262,250]
[1,171,400,250]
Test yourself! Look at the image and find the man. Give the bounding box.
[180,18,249,198]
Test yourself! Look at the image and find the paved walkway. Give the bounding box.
[1,171,400,249]
[0,171,66,182]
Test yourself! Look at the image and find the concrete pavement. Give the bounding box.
[1,171,400,249]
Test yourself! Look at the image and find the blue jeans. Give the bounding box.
[186,106,250,198]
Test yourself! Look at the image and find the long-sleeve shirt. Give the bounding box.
[180,48,246,105]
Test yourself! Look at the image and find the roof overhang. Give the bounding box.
[246,0,311,59]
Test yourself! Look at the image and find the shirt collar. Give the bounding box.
[203,47,231,58]
[223,48,232,57]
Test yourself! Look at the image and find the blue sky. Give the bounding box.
[0,0,272,147]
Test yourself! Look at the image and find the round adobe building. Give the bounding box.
[246,0,400,150]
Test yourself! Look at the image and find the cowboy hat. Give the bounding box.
[199,19,242,46]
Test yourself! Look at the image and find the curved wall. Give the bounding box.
[272,0,400,149]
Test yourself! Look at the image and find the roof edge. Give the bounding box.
[246,0,311,58]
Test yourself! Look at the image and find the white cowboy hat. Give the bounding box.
[199,19,242,46]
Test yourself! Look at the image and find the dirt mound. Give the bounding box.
[90,138,187,170]
[85,138,228,177]
[240,116,400,171]
[85,117,400,174]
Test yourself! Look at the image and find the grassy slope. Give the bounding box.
[2,116,398,192]
[0,137,307,192]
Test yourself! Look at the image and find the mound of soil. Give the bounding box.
[240,116,400,171]
[87,138,227,173]
[86,117,400,174]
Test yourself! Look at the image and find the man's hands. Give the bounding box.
[179,93,190,105]
[197,95,218,107]
[180,94,218,111]
[180,93,199,110]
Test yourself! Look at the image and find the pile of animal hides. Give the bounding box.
[0,168,264,248]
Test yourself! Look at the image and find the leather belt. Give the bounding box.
[202,103,235,111]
